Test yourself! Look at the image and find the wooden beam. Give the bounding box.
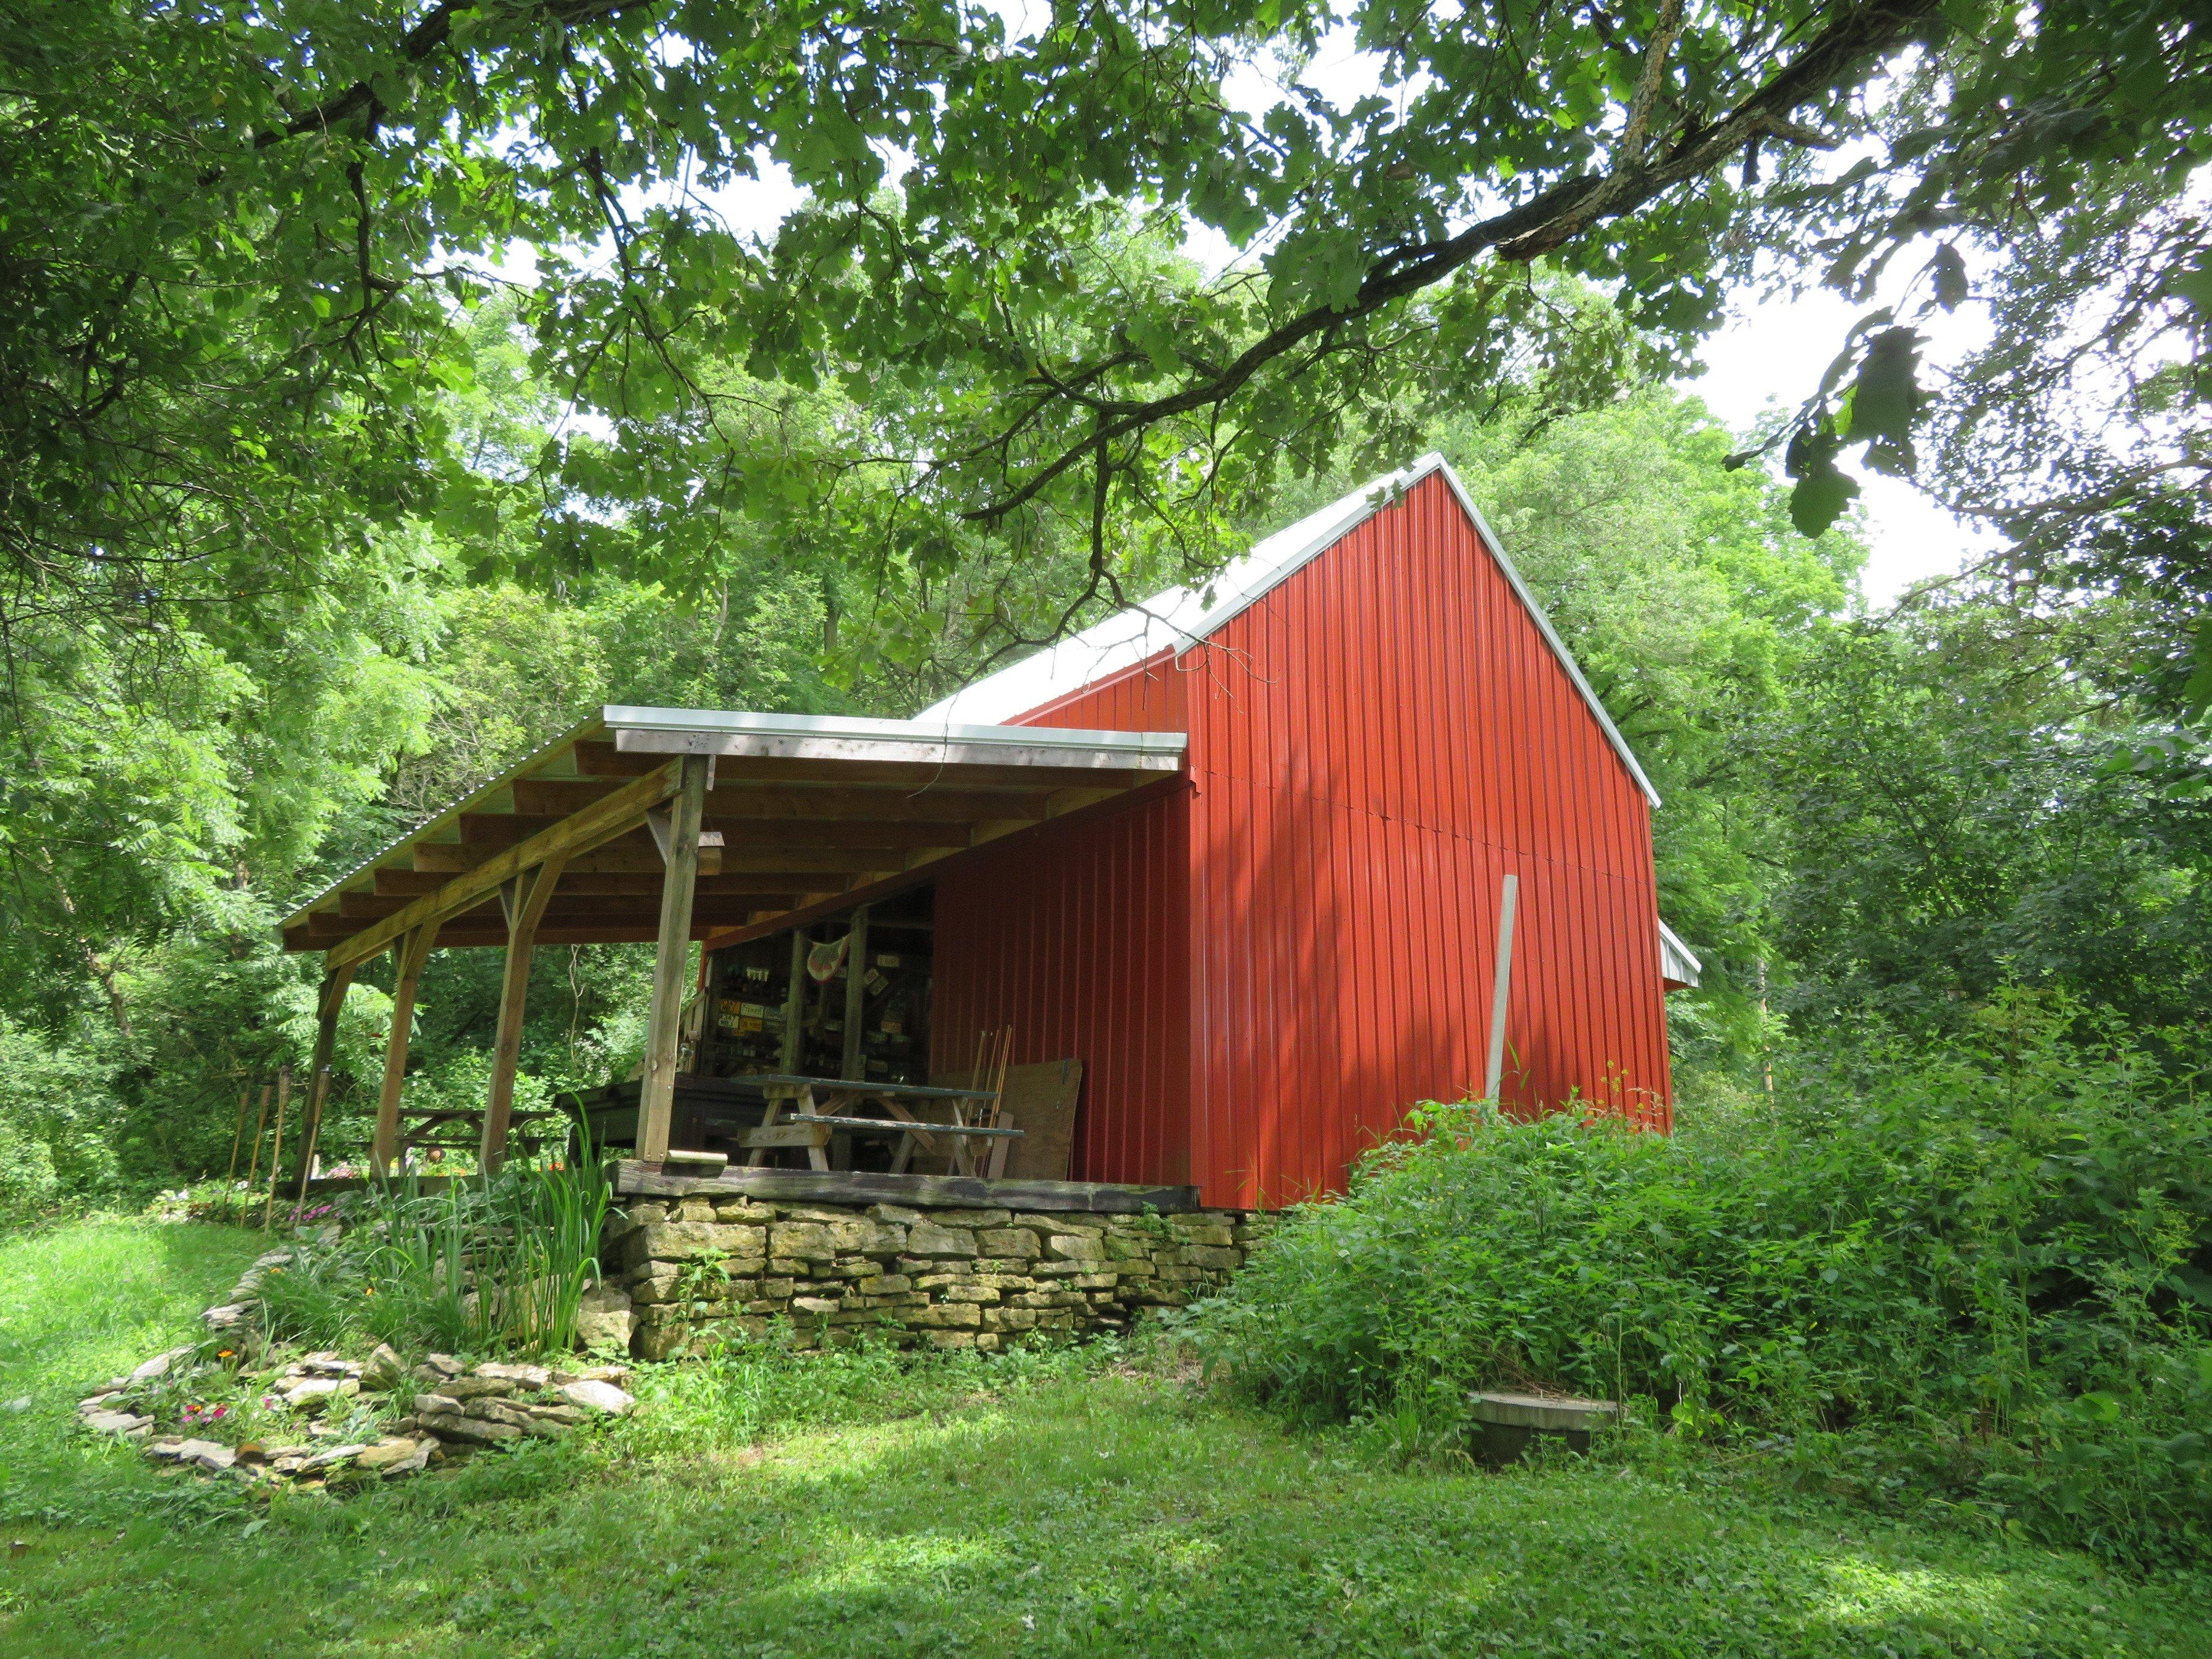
[611,1161,1205,1215]
[840,903,870,1081]
[372,920,440,1174]
[515,778,1055,822]
[373,868,792,900]
[288,964,355,1201]
[326,762,679,970]
[637,756,709,1164]
[411,840,722,877]
[480,858,568,1173]
[779,927,808,1072]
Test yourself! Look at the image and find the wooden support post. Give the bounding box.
[1484,873,1520,1103]
[372,921,440,1176]
[263,1064,293,1231]
[637,755,709,1164]
[290,963,357,1202]
[480,857,569,1174]
[778,927,808,1073]
[840,903,870,1081]
[241,1082,272,1221]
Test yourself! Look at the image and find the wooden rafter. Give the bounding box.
[321,762,680,970]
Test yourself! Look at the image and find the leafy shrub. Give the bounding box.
[0,1014,122,1212]
[1188,994,2212,1564]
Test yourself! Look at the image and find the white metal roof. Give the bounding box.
[916,453,1661,809]
[1659,920,1703,988]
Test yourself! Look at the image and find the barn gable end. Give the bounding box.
[928,460,1675,1207]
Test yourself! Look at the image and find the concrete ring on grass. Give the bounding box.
[1467,1392,1621,1466]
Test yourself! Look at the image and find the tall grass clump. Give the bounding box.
[256,1153,611,1356]
[1187,994,2212,1565]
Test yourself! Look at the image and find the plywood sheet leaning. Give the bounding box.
[999,1059,1084,1182]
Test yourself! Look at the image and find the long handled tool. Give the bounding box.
[240,1082,273,1224]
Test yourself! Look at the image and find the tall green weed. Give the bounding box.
[1188,994,2212,1564]
[256,1156,610,1355]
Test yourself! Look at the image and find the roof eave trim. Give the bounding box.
[602,705,1187,760]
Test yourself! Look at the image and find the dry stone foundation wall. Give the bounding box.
[608,1196,1260,1360]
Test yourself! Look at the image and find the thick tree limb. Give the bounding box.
[963,0,1941,526]
[256,0,643,146]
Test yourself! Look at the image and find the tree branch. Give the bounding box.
[962,0,1939,526]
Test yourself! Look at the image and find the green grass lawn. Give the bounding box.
[2,1220,2208,1658]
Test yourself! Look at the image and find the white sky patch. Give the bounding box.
[1688,277,2005,609]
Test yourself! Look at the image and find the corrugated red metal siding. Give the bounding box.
[931,659,1194,1186]
[1179,472,1671,1207]
[936,470,1671,1205]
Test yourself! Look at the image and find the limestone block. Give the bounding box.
[902,1302,982,1329]
[1168,1221,1235,1248]
[673,1199,717,1222]
[924,1330,977,1350]
[360,1344,406,1391]
[867,1203,926,1225]
[791,1296,842,1317]
[713,1199,779,1224]
[626,1202,670,1226]
[905,1221,978,1259]
[634,1323,690,1362]
[983,1307,1039,1331]
[926,1207,1012,1229]
[475,1361,553,1387]
[420,1410,521,1445]
[942,1284,1001,1304]
[438,1375,514,1399]
[576,1283,635,1352]
[978,1228,1042,1259]
[557,1378,636,1416]
[628,1222,766,1267]
[1013,1213,1099,1234]
[355,1437,433,1476]
[854,1273,912,1296]
[769,1256,810,1276]
[1156,1264,1207,1283]
[760,1277,796,1299]
[1184,1246,1242,1271]
[1069,1272,1120,1290]
[1045,1233,1107,1262]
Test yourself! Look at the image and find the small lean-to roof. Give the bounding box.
[281,705,1184,962]
[917,453,1661,809]
[1658,920,1703,989]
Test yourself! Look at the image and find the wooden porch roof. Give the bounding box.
[281,705,1188,965]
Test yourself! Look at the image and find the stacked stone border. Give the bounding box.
[611,1192,1262,1361]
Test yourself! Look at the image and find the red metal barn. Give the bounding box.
[917,454,1694,1208]
[283,454,1696,1205]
